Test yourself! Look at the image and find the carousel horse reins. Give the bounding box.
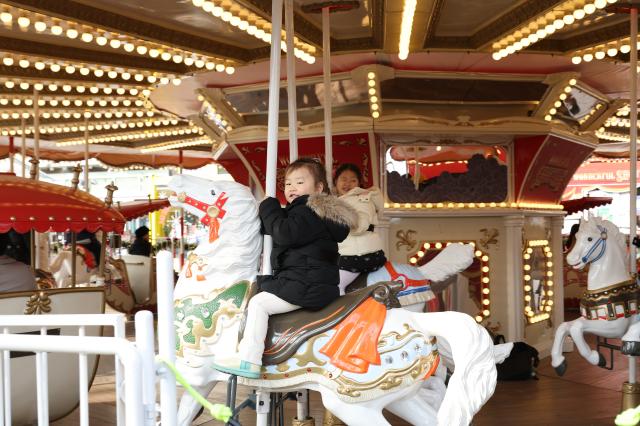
[581,225,608,265]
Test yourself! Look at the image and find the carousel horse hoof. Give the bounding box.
[622,341,640,356]
[597,352,607,368]
[554,360,567,376]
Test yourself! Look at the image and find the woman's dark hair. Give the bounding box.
[284,157,330,194]
[333,163,364,187]
[565,223,580,251]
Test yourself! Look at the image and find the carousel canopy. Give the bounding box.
[560,196,613,214]
[0,0,634,158]
[116,198,170,221]
[0,173,125,233]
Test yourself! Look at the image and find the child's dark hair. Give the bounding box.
[285,157,330,194]
[333,163,364,187]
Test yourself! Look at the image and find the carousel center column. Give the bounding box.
[504,214,525,341]
[550,215,565,331]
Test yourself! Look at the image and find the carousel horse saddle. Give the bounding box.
[262,281,402,366]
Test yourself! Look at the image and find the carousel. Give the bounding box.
[0,0,640,425]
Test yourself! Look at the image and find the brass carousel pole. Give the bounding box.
[623,5,640,411]
[20,116,25,177]
[70,166,82,287]
[98,183,118,281]
[84,116,90,192]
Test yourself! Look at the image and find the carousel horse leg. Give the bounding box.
[551,320,572,376]
[386,391,438,425]
[176,381,217,426]
[622,317,640,355]
[569,318,605,367]
[319,393,389,426]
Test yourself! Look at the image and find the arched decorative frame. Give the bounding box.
[409,240,491,323]
[523,239,555,324]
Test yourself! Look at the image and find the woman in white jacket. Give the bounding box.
[334,163,387,294]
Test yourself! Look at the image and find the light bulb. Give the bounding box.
[51,25,63,35]
[81,32,93,43]
[573,9,585,20]
[161,51,171,61]
[17,16,30,28]
[571,56,582,64]
[65,65,76,74]
[96,36,107,45]
[563,15,575,25]
[136,45,148,55]
[109,39,121,49]
[34,21,47,32]
[66,28,78,39]
[18,59,29,68]
[584,4,596,14]
[0,12,12,24]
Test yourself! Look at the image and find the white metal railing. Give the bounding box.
[0,312,160,426]
[0,250,178,426]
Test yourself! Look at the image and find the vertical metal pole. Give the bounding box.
[20,118,25,177]
[71,232,77,287]
[8,136,13,174]
[285,0,298,162]
[629,6,638,386]
[262,0,284,275]
[78,326,89,426]
[322,7,333,187]
[156,251,177,425]
[84,117,90,192]
[33,89,39,181]
[134,311,156,426]
[179,150,185,269]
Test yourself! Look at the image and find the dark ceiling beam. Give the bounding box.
[0,35,186,74]
[422,0,446,47]
[333,0,384,51]
[3,0,250,62]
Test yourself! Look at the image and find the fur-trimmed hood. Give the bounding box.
[306,193,358,232]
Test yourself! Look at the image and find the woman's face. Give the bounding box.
[336,170,360,196]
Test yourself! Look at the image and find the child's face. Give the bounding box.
[284,167,322,203]
[336,170,360,196]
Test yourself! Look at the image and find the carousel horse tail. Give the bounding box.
[417,243,474,283]
[397,309,497,426]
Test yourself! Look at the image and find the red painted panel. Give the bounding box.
[513,135,547,199]
[518,135,594,204]
[217,159,249,186]
[235,133,373,202]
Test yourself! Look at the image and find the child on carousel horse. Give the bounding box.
[212,157,357,378]
[333,163,387,294]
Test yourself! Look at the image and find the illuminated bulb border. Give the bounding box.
[409,240,490,323]
[140,137,212,153]
[0,4,235,73]
[544,79,577,122]
[56,126,202,146]
[570,36,638,64]
[190,0,315,65]
[202,100,233,132]
[367,71,381,119]
[0,118,181,136]
[383,201,564,210]
[523,240,554,324]
[492,0,618,60]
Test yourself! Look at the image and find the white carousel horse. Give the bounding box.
[168,175,501,426]
[551,214,639,375]
[49,248,96,288]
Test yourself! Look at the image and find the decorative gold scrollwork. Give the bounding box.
[396,230,417,251]
[479,228,499,249]
[24,291,52,315]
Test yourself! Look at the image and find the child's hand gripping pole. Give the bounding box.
[156,356,233,423]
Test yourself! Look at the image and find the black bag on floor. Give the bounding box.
[496,341,540,381]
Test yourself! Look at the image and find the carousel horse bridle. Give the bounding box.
[177,191,228,242]
[580,225,608,265]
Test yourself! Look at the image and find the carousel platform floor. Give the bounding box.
[52,321,629,426]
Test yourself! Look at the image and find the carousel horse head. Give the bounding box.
[566,213,624,270]
[168,175,262,296]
